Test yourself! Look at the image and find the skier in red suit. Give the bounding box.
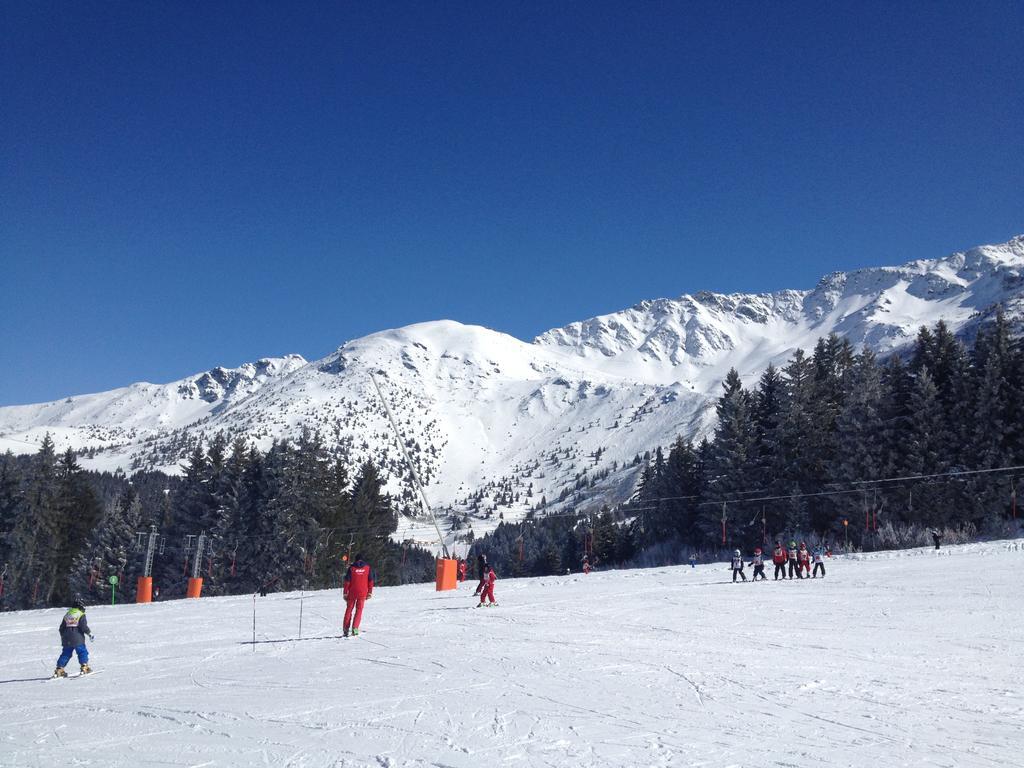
[797,542,811,576]
[772,541,788,580]
[457,559,467,582]
[477,564,497,607]
[343,555,374,637]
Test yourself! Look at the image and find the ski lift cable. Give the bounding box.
[369,372,449,558]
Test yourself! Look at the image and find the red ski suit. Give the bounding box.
[772,547,788,564]
[343,561,374,631]
[479,568,496,604]
[797,548,811,573]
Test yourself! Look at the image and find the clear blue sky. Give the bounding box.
[2,2,1022,406]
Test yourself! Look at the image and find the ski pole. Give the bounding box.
[252,593,257,652]
[298,587,304,640]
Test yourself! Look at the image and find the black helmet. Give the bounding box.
[71,597,85,611]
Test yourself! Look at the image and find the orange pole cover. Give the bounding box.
[435,559,458,591]
[186,577,204,598]
[136,576,153,603]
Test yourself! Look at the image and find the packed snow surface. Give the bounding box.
[2,541,1022,767]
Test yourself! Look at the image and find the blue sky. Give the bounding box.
[2,2,1022,406]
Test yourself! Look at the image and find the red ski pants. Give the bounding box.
[344,596,366,630]
[479,584,495,604]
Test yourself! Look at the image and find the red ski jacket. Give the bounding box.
[343,561,374,600]
[772,547,787,564]
[797,549,810,565]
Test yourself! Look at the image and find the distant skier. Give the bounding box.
[772,542,788,580]
[787,541,802,579]
[457,559,467,583]
[749,547,767,580]
[477,564,497,607]
[343,554,374,637]
[811,546,826,578]
[730,550,747,582]
[689,553,698,569]
[53,598,93,678]
[931,530,943,550]
[797,542,811,576]
[474,554,488,596]
[582,556,591,575]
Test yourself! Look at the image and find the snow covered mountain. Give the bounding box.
[2,236,1023,540]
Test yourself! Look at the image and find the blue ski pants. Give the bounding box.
[57,644,88,668]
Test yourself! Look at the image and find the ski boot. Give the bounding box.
[80,664,92,675]
[343,628,350,638]
[351,628,359,636]
[52,667,67,678]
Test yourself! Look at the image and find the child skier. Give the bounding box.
[749,547,767,580]
[689,553,697,569]
[730,550,747,582]
[797,542,811,577]
[787,541,802,579]
[582,556,591,574]
[477,564,497,607]
[772,541,787,580]
[811,546,826,578]
[457,559,467,583]
[474,554,488,596]
[54,598,93,677]
[342,554,374,637]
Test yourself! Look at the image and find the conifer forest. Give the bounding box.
[2,315,1022,610]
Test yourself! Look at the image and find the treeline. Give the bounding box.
[473,313,1024,577]
[0,430,435,611]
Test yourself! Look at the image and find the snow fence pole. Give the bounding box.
[298,585,304,640]
[252,593,257,652]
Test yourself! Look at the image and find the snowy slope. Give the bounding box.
[2,236,1023,539]
[1,540,1022,767]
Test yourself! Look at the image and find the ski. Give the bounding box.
[50,669,102,681]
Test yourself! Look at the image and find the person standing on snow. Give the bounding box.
[811,546,826,578]
[730,550,747,582]
[53,598,93,677]
[582,556,591,574]
[474,553,488,596]
[787,541,802,579]
[749,547,767,580]
[689,553,698,569]
[797,542,812,577]
[477,564,497,607]
[931,530,943,550]
[457,559,467,583]
[343,554,374,637]
[772,542,788,580]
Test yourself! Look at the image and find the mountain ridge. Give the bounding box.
[2,236,1022,542]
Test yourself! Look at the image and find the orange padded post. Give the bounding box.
[186,577,204,598]
[136,576,153,603]
[435,558,457,591]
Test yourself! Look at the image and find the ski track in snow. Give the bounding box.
[2,541,1023,767]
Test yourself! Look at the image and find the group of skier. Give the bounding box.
[51,539,839,676]
[730,541,827,582]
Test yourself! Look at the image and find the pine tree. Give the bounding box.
[349,461,398,583]
[70,488,142,604]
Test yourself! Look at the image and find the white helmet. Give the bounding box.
[734,549,740,557]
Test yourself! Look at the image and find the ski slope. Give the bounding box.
[1,541,1022,767]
